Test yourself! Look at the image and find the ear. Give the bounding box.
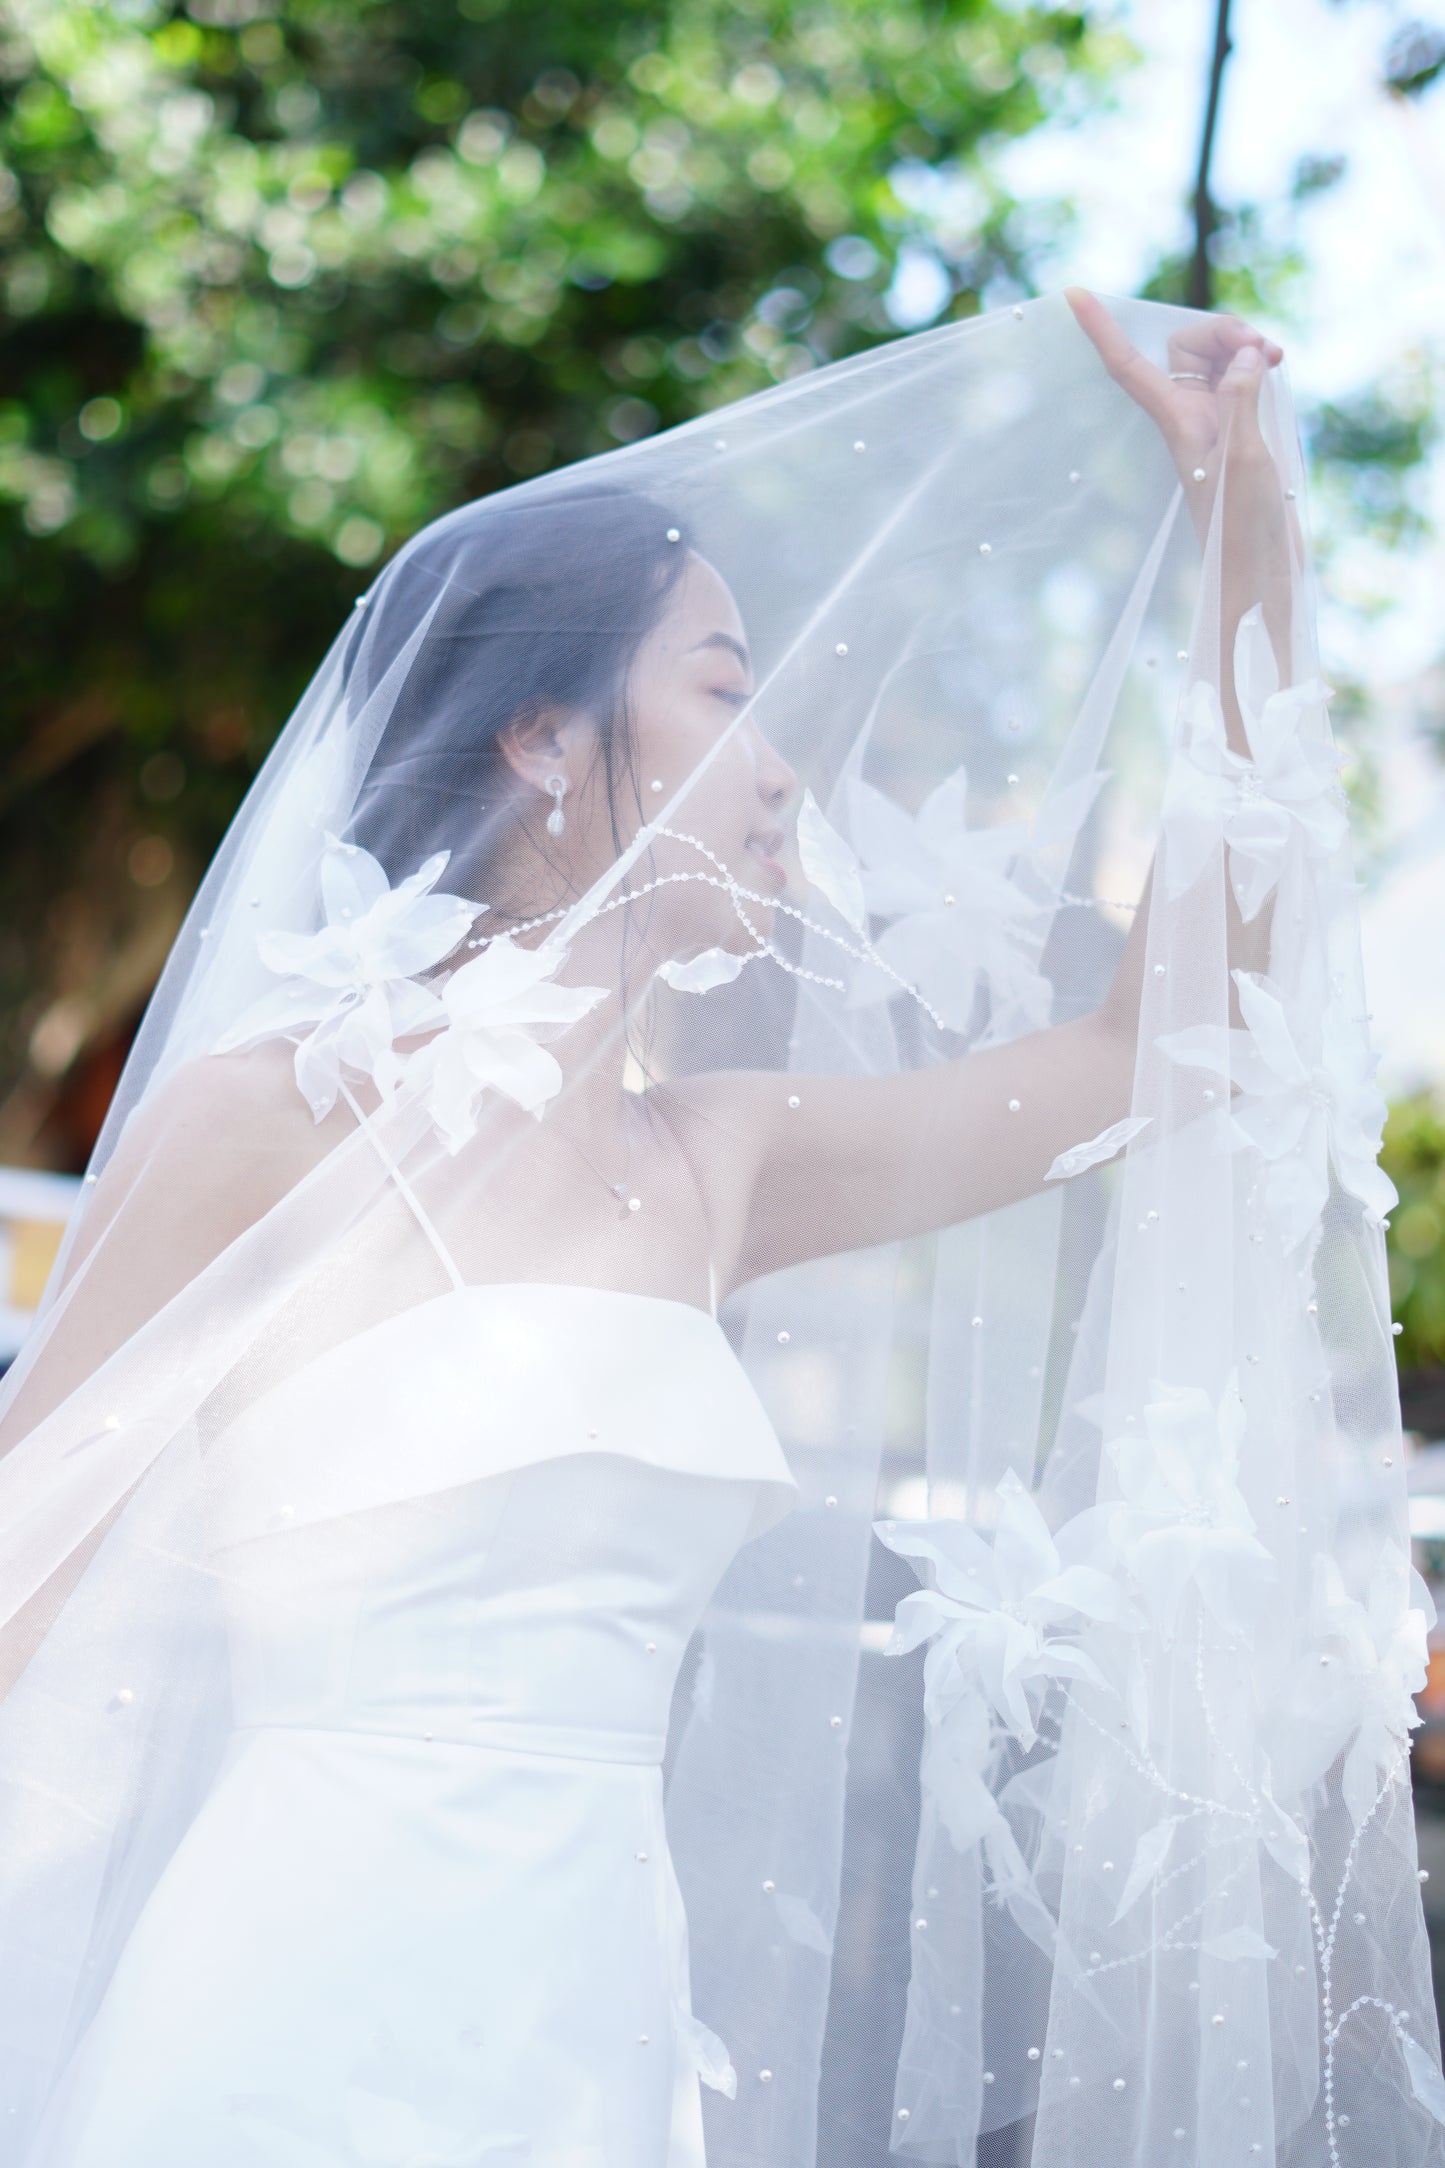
[493,705,580,798]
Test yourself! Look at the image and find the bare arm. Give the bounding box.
[687,297,1299,1291]
[0,1044,342,1693]
[0,1043,336,1454]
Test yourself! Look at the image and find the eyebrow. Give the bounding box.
[688,632,752,673]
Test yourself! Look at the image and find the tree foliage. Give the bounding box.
[1384,1096,1445,1375]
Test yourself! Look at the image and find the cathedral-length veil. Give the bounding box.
[0,290,1438,2168]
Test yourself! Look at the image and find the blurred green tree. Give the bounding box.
[0,0,1127,1160]
[1385,1097,1445,1381]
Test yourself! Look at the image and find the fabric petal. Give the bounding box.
[498,980,610,1033]
[773,1894,833,1955]
[364,893,477,980]
[1033,1563,1139,1629]
[873,1516,997,1606]
[1162,765,1235,900]
[1225,810,1289,923]
[444,936,568,1016]
[470,1030,565,1118]
[1155,1023,1234,1080]
[1199,1926,1278,1963]
[319,835,391,924]
[657,948,750,994]
[1045,1115,1152,1181]
[1232,972,1309,1086]
[1232,603,1280,731]
[846,776,928,887]
[991,1474,1059,1606]
[675,2011,738,2099]
[981,1818,1059,1961]
[213,979,335,1052]
[885,1588,955,1658]
[797,789,867,932]
[915,764,971,854]
[256,926,356,984]
[1404,2036,1445,2126]
[386,979,449,1042]
[293,1026,343,1124]
[1112,1815,1183,1922]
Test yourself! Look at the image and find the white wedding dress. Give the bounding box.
[26,1283,798,2168]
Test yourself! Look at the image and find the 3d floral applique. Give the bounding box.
[843,765,1105,1037]
[1268,1548,1434,1830]
[656,946,752,994]
[1161,607,1347,921]
[1103,1375,1276,1640]
[916,1684,1061,1956]
[843,765,1048,1033]
[405,936,607,1152]
[214,834,479,1120]
[796,787,868,933]
[1045,1114,1153,1181]
[1158,971,1398,1251]
[875,1472,1139,1752]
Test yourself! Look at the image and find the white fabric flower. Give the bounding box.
[845,766,1047,1033]
[214,834,478,1120]
[656,946,751,994]
[1105,1376,1276,1639]
[1268,1548,1433,1829]
[1158,969,1397,1251]
[844,766,1101,1035]
[408,936,608,1153]
[918,1685,1060,1956]
[795,788,868,932]
[876,1472,1138,1750]
[1162,606,1347,921]
[1044,1113,1152,1181]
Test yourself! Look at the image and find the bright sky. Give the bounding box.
[995,0,1445,1093]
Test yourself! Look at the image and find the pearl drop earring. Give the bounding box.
[545,773,567,838]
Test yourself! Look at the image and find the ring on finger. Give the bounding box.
[1168,370,1212,384]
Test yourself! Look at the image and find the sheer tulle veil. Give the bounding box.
[0,289,1440,2168]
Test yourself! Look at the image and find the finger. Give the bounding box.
[1065,287,1177,431]
[1220,313,1284,366]
[1169,315,1283,377]
[1217,340,1267,441]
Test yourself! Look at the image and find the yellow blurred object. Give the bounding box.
[0,1167,83,1360]
[8,1217,63,1310]
[1423,1645,1445,1717]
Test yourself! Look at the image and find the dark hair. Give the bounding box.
[345,481,691,906]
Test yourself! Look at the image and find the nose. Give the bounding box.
[753,725,797,812]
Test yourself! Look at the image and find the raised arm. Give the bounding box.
[684,297,1298,1293]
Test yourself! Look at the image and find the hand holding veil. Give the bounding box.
[0,291,1437,2168]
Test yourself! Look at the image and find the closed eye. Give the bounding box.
[713,688,751,707]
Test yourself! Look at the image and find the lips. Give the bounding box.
[745,829,788,891]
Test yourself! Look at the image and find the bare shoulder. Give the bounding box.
[99,1040,347,1223]
[660,1067,792,1141]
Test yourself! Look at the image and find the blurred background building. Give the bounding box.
[4,0,1445,2059]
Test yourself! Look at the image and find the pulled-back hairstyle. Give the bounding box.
[344,481,691,904]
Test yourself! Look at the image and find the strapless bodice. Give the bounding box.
[203,1283,798,1764]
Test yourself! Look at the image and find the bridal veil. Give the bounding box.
[0,289,1438,2168]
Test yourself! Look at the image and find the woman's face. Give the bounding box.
[569,551,799,960]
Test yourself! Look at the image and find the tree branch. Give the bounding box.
[1189,0,1235,309]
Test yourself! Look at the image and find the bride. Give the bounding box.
[0,290,1439,2168]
